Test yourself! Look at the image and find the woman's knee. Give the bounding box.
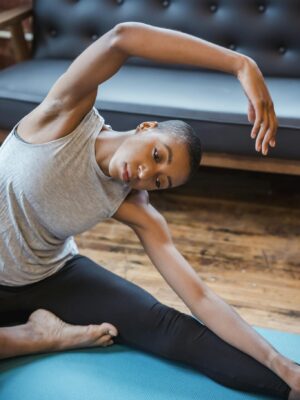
[126,302,203,358]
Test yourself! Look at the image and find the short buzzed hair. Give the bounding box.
[156,120,202,181]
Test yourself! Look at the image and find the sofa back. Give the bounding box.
[32,0,300,77]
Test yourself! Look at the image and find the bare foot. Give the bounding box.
[27,309,118,352]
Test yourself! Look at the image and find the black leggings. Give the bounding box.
[0,254,291,399]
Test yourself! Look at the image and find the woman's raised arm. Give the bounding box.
[45,22,276,155]
[114,22,277,156]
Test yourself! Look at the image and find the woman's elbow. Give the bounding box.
[111,22,145,55]
[111,22,131,53]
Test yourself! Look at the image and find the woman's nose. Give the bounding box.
[138,165,151,180]
[137,165,145,179]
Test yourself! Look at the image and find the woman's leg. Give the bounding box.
[0,254,291,399]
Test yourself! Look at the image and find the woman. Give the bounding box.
[0,22,299,399]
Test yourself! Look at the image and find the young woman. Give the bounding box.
[0,22,299,400]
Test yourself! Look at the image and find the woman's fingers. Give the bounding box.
[252,99,277,155]
[248,101,256,124]
[262,113,277,154]
[256,128,268,154]
[251,102,263,140]
[253,104,268,152]
[261,124,274,155]
[268,102,278,148]
[237,58,278,155]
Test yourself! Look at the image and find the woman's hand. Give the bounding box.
[236,57,278,156]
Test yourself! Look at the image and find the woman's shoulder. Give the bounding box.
[15,94,97,145]
[111,189,150,228]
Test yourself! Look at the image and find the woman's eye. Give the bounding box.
[153,148,160,163]
[155,177,161,189]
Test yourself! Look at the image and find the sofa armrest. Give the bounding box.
[0,5,33,62]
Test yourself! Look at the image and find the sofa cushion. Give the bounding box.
[31,0,300,78]
[0,59,299,158]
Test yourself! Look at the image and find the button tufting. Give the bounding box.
[91,33,99,41]
[278,46,286,54]
[116,0,123,4]
[162,0,170,7]
[229,43,236,50]
[49,29,57,37]
[210,4,218,13]
[258,4,266,13]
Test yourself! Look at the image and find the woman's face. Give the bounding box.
[108,122,190,191]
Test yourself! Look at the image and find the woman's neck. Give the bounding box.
[94,128,134,177]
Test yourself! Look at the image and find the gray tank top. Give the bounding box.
[0,106,131,286]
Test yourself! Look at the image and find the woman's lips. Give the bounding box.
[122,162,130,182]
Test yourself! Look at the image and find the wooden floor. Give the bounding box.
[75,167,300,334]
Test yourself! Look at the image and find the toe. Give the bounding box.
[87,323,118,344]
[98,322,118,337]
[93,333,114,347]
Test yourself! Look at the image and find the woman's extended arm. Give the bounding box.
[46,22,276,155]
[136,211,299,391]
[113,194,299,392]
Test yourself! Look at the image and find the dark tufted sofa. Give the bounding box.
[0,0,299,174]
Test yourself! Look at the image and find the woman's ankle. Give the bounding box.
[0,322,54,360]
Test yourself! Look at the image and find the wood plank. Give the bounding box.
[0,5,32,29]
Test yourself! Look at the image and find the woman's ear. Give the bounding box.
[136,121,158,133]
[101,123,112,131]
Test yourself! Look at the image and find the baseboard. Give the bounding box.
[202,152,300,175]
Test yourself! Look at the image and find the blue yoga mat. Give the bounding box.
[0,326,299,400]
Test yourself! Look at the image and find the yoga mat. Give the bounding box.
[0,326,299,400]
